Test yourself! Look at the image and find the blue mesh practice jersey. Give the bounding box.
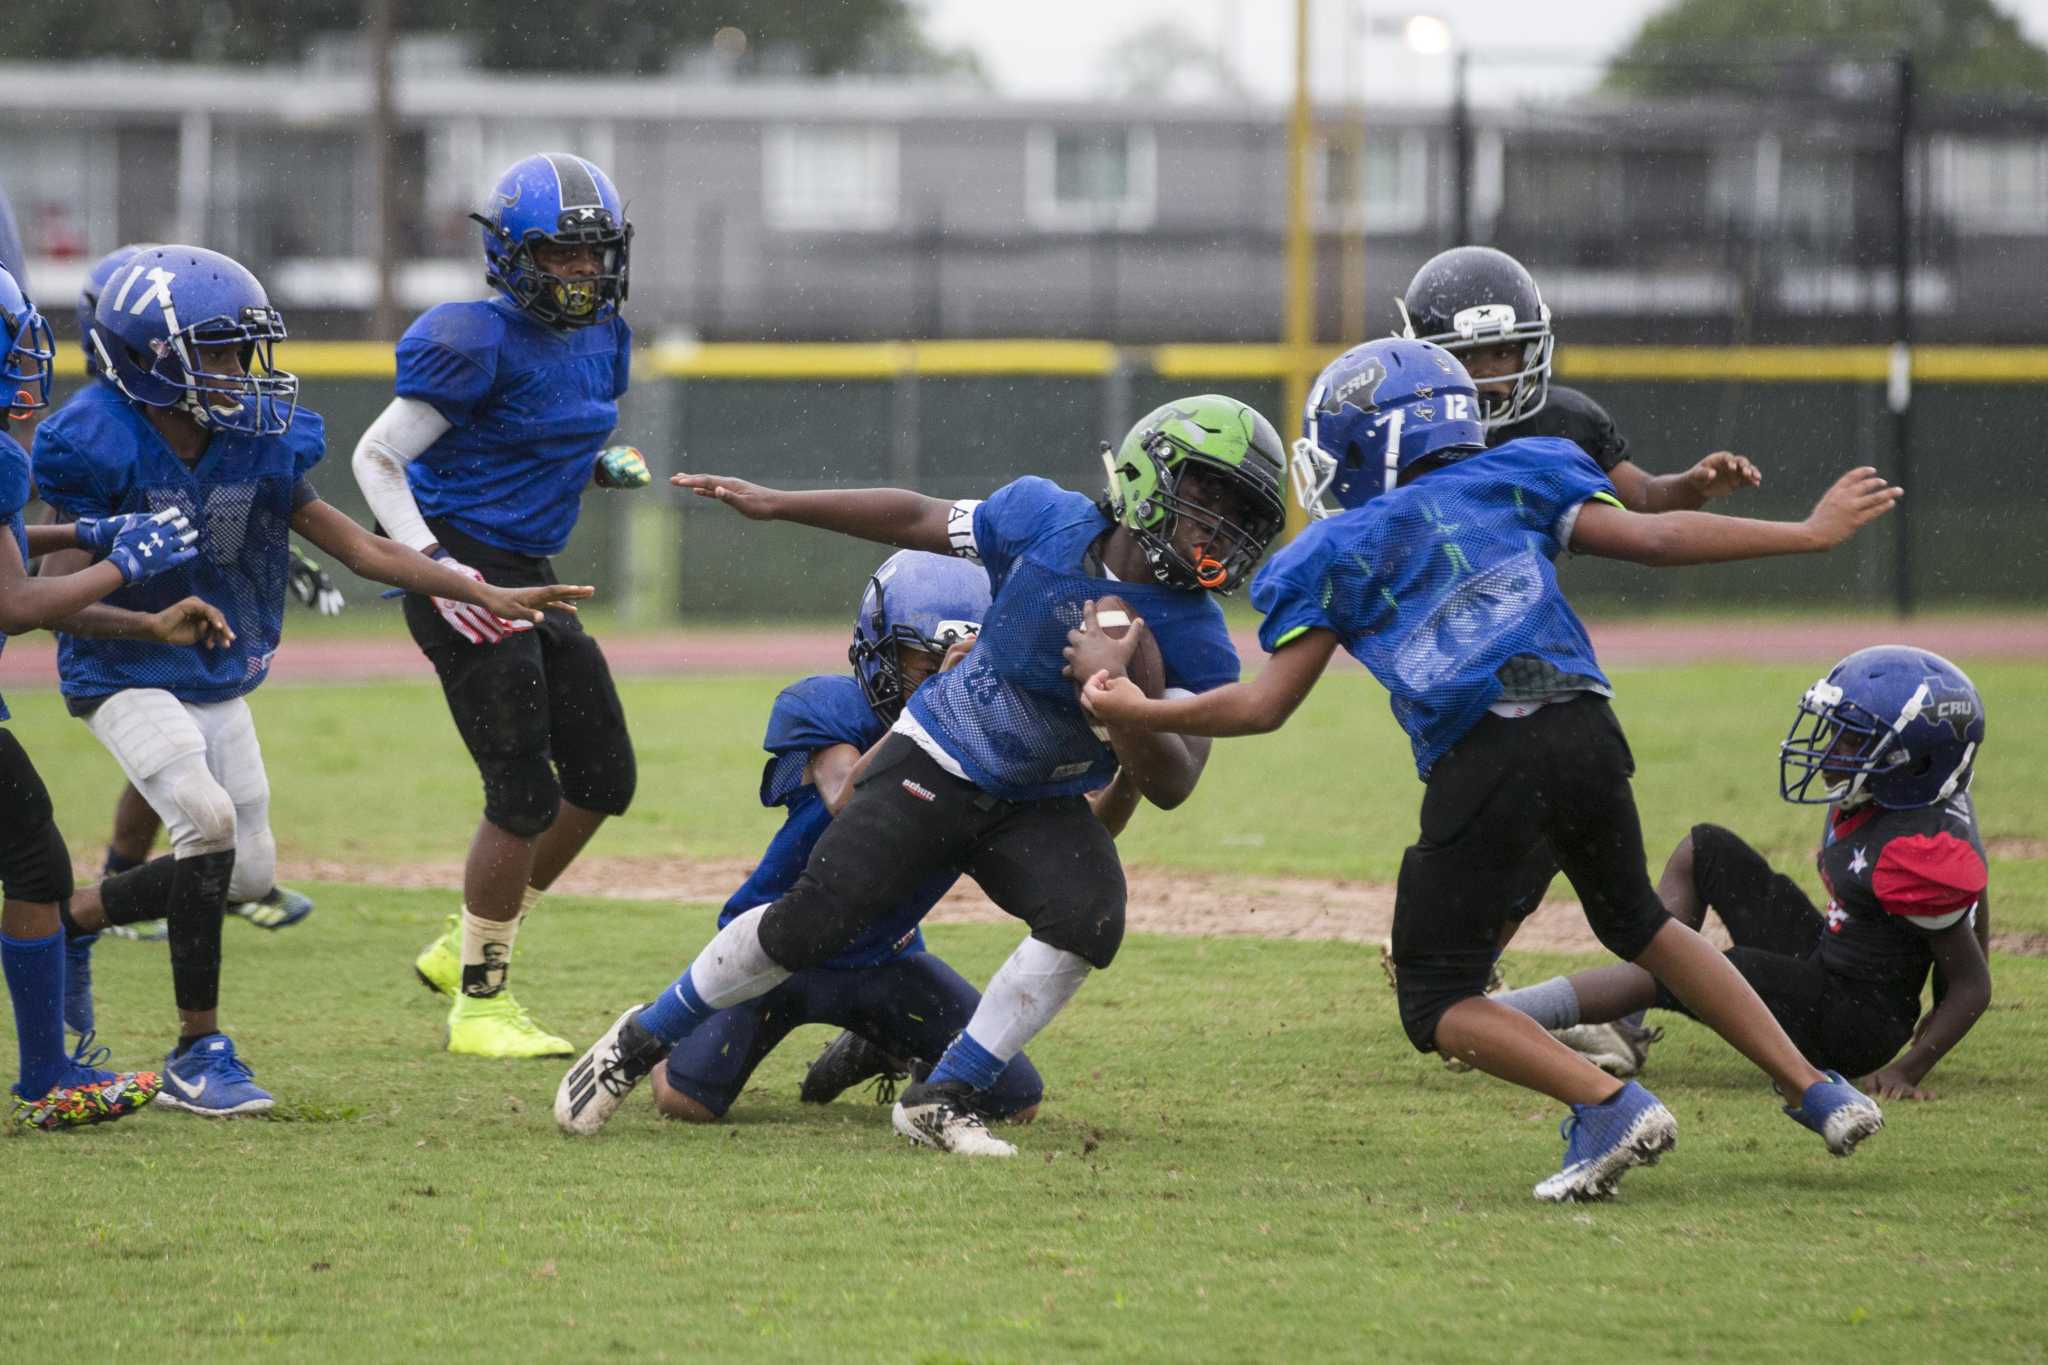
[1252,437,1619,777]
[909,476,1240,801]
[0,430,31,720]
[394,297,630,558]
[33,381,323,706]
[723,673,945,969]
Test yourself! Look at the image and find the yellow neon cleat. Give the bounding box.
[413,915,460,997]
[446,991,573,1059]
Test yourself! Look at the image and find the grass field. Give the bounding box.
[4,657,2046,1361]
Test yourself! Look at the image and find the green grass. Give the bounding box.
[8,657,2046,931]
[5,892,2046,1361]
[3,656,2045,1359]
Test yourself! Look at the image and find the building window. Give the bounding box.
[0,124,118,262]
[1314,128,1428,232]
[1932,136,2048,234]
[764,125,899,231]
[1026,126,1156,230]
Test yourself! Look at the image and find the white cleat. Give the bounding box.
[1553,1022,1639,1077]
[891,1079,1017,1157]
[554,1007,665,1136]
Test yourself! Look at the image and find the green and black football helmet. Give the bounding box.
[1100,394,1289,593]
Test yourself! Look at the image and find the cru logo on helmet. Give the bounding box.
[1290,338,1486,518]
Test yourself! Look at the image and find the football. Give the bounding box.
[1084,594,1165,739]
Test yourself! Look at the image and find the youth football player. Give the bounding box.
[36,245,589,1116]
[1491,646,1991,1102]
[648,549,1140,1128]
[353,153,644,1059]
[556,394,1289,1156]
[1080,338,1896,1201]
[0,261,235,1128]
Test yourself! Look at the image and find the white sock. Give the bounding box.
[687,906,791,1009]
[519,885,546,920]
[459,906,519,998]
[962,936,1094,1060]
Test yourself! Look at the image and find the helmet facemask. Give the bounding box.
[475,213,632,330]
[95,305,299,436]
[1115,433,1284,592]
[850,572,980,723]
[1397,296,1553,428]
[3,305,55,419]
[1779,681,1895,807]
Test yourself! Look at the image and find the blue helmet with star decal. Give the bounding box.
[850,550,991,723]
[469,152,631,329]
[1781,645,1984,810]
[1288,337,1486,517]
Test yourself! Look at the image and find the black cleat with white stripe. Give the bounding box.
[554,1006,666,1136]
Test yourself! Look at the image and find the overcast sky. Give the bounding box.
[923,0,2048,106]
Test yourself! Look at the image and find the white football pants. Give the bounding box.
[87,689,276,904]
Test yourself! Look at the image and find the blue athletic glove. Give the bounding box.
[593,445,650,490]
[71,514,126,556]
[105,507,199,584]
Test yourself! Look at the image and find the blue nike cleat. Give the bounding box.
[1783,1070,1884,1156]
[63,933,98,1037]
[229,886,314,930]
[154,1033,274,1117]
[1533,1080,1678,1203]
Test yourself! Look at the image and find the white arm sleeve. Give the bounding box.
[350,396,454,554]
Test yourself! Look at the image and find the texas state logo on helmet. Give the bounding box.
[1101,394,1288,593]
[1781,645,1985,810]
[469,153,631,329]
[0,263,55,418]
[1398,245,1554,428]
[89,245,299,436]
[77,243,155,377]
[850,550,992,722]
[1289,338,1484,516]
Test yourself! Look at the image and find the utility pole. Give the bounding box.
[1889,50,1915,617]
[1451,49,1471,244]
[1282,0,1315,536]
[367,0,400,340]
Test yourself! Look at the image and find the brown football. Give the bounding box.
[1088,594,1165,699]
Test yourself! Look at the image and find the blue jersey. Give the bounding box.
[0,430,31,720]
[908,476,1239,801]
[394,297,630,558]
[722,673,945,969]
[1252,438,1618,778]
[32,380,324,705]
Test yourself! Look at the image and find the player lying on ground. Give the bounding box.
[556,394,1288,1156]
[0,262,234,1129]
[1490,646,1991,1103]
[1081,337,1898,1202]
[650,550,1143,1128]
[1389,244,1768,1071]
[37,245,589,1117]
[60,244,326,977]
[355,153,647,1060]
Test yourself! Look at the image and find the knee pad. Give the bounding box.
[480,754,562,839]
[1392,949,1497,1053]
[756,881,862,973]
[168,771,237,856]
[558,746,635,819]
[227,826,276,905]
[0,817,74,906]
[1586,904,1671,964]
[1027,894,1125,971]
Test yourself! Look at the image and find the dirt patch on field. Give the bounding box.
[262,852,2045,958]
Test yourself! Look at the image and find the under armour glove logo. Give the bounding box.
[106,507,200,584]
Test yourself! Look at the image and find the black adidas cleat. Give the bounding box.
[800,1031,911,1106]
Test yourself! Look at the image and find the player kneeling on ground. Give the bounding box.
[36,246,588,1117]
[1491,647,1992,1103]
[559,395,1286,1156]
[651,551,1147,1128]
[0,263,233,1129]
[1081,338,1898,1201]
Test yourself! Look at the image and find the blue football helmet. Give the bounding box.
[850,550,992,722]
[90,245,298,436]
[0,263,55,418]
[1288,337,1486,516]
[469,153,631,329]
[1781,645,1984,810]
[78,243,154,378]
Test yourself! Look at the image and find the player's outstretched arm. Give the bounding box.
[0,510,200,634]
[1081,627,1340,740]
[670,474,953,555]
[1609,451,1763,514]
[1861,918,1992,1101]
[291,499,593,626]
[1570,466,1900,566]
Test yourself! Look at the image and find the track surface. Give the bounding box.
[5,614,2045,687]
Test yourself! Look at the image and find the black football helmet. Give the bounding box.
[1396,246,1553,428]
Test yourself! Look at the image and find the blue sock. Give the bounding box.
[635,968,715,1046]
[1620,1009,1647,1030]
[927,1030,1005,1093]
[3,930,68,1099]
